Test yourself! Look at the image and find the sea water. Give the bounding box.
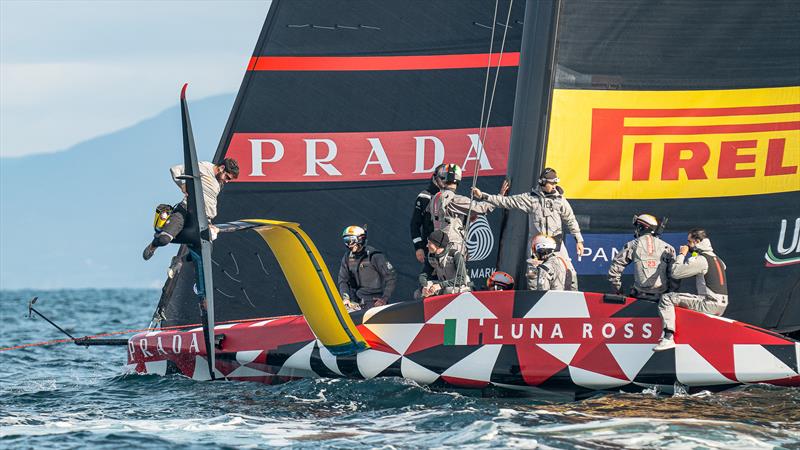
[1,290,799,449]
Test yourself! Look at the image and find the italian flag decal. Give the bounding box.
[443,319,470,346]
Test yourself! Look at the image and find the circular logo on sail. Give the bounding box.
[466,216,494,261]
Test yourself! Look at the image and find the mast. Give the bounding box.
[496,0,562,286]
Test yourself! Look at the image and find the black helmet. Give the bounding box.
[538,167,559,186]
[487,271,514,290]
[632,214,659,237]
[427,230,449,248]
[443,164,462,185]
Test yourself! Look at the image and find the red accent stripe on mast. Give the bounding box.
[247,53,521,71]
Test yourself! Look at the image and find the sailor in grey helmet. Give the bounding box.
[418,230,471,298]
[428,164,494,256]
[653,228,728,351]
[337,225,397,311]
[608,214,676,300]
[472,167,584,263]
[527,234,576,291]
[410,163,446,264]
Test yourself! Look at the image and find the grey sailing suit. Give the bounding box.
[337,245,397,308]
[479,185,583,252]
[608,234,676,298]
[419,247,471,295]
[658,239,728,331]
[527,254,575,291]
[429,188,494,256]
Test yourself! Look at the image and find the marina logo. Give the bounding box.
[545,87,800,199]
[765,218,800,267]
[465,215,494,261]
[225,127,510,182]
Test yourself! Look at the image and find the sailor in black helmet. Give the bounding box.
[143,158,239,261]
[418,230,471,298]
[608,214,676,299]
[410,163,446,264]
[472,167,583,285]
[428,164,494,256]
[337,225,397,311]
[653,228,728,351]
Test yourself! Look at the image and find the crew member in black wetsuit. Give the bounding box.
[410,164,446,264]
[337,225,397,311]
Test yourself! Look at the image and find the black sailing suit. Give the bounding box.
[337,245,397,308]
[410,180,439,253]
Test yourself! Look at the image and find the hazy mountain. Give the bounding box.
[0,93,236,289]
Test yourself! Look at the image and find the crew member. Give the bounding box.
[486,271,515,291]
[653,228,728,351]
[419,230,471,297]
[337,226,397,311]
[143,158,239,260]
[608,214,676,299]
[472,168,584,270]
[410,164,446,263]
[429,164,494,256]
[527,234,576,291]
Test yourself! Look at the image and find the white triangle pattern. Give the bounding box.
[357,349,401,379]
[192,356,225,381]
[364,323,425,355]
[400,357,440,385]
[441,344,503,382]
[362,303,395,324]
[428,292,497,324]
[537,343,581,365]
[236,350,263,365]
[733,344,798,383]
[523,291,590,318]
[318,342,344,376]
[277,341,318,378]
[569,366,629,390]
[144,360,167,376]
[675,344,735,386]
[607,344,656,381]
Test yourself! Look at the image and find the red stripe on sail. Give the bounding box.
[247,53,521,71]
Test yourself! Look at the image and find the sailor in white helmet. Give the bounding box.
[472,168,584,262]
[428,164,494,256]
[527,234,577,291]
[608,214,676,300]
[653,228,728,351]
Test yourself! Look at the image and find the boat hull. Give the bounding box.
[127,291,800,393]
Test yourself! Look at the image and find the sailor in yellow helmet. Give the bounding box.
[337,225,396,311]
[608,214,676,299]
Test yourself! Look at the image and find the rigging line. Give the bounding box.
[475,0,500,172]
[463,0,515,264]
[1,314,295,353]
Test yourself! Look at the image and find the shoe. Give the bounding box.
[652,337,676,352]
[142,243,157,261]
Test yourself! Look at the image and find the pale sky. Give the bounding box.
[0,0,270,158]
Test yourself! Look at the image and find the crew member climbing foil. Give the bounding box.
[337,226,396,311]
[653,228,728,351]
[142,158,239,261]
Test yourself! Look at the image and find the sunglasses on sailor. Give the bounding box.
[343,236,360,245]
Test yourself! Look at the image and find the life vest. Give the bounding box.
[700,253,728,296]
[632,234,672,294]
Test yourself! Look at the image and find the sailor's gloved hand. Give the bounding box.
[344,301,361,312]
[415,249,425,263]
[209,224,219,241]
[500,178,511,196]
[373,297,387,307]
[471,187,483,199]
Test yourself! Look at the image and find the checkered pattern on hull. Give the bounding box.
[128,291,800,392]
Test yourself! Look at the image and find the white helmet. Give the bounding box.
[633,214,659,237]
[532,234,557,257]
